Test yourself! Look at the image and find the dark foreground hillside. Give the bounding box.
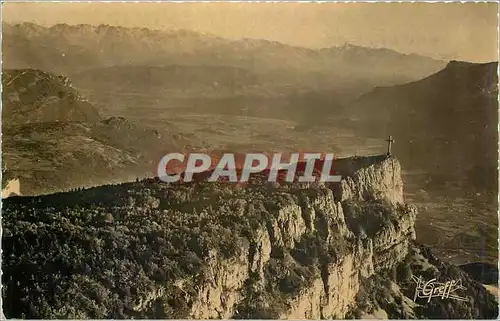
[2,156,497,319]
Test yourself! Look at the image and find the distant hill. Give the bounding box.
[351,61,498,192]
[2,69,195,195]
[2,69,101,124]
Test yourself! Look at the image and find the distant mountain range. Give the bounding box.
[3,22,445,93]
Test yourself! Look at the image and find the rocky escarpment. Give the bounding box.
[333,155,404,204]
[2,155,497,319]
[230,155,415,319]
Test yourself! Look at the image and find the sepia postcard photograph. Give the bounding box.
[0,1,499,319]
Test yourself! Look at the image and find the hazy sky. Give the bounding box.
[2,2,498,62]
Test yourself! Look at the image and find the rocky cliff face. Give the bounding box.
[333,155,404,204]
[2,155,497,319]
[183,155,416,319]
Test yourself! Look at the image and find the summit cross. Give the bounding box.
[386,136,395,156]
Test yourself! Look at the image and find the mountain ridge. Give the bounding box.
[357,60,498,95]
[3,22,445,84]
[5,22,443,59]
[351,61,498,188]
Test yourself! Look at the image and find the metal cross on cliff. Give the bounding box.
[386,136,395,156]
